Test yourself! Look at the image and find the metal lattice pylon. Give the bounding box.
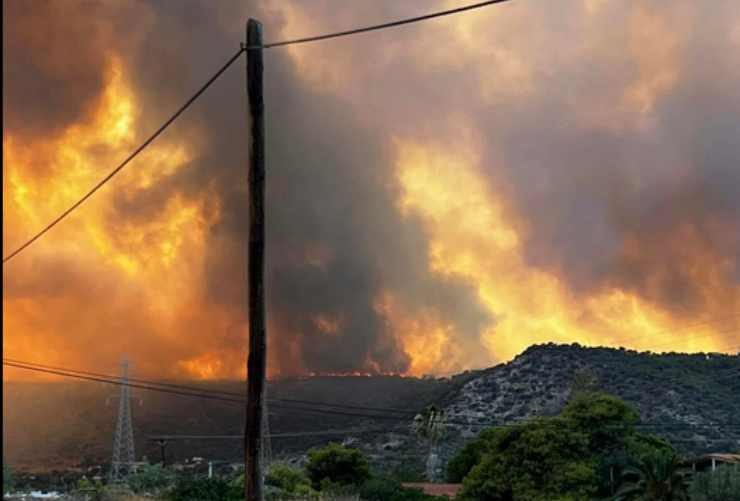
[109,357,136,483]
[261,382,272,468]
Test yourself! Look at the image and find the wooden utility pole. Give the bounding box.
[245,17,266,501]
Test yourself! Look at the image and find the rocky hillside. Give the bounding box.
[430,343,740,475]
[255,344,740,480]
[4,344,738,479]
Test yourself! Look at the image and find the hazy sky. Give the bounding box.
[3,0,739,379]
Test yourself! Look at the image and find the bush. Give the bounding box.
[128,463,175,493]
[689,465,740,501]
[305,443,370,490]
[265,463,314,495]
[97,484,140,501]
[390,465,426,483]
[459,421,598,501]
[228,470,319,501]
[561,391,638,453]
[450,391,677,499]
[75,476,104,495]
[360,477,401,501]
[166,476,241,501]
[3,464,12,493]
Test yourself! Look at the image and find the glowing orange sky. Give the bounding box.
[3,1,739,381]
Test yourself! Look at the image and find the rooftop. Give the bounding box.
[402,483,462,498]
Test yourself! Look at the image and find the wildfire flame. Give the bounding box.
[391,138,738,368]
[3,29,738,382]
[3,55,230,380]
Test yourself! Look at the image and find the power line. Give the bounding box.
[3,360,244,404]
[2,360,413,421]
[3,1,516,263]
[5,346,733,419]
[249,0,512,49]
[4,342,737,423]
[2,357,245,397]
[2,357,417,415]
[2,47,246,264]
[5,361,740,432]
[271,396,415,415]
[147,428,408,441]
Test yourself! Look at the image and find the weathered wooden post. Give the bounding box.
[245,17,266,501]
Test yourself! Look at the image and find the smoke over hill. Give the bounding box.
[3,1,740,380]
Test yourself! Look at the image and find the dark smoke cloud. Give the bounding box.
[2,1,144,141]
[4,0,738,377]
[478,1,740,314]
[134,0,493,373]
[266,0,740,319]
[3,0,491,375]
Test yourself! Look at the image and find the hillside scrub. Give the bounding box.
[441,343,739,483]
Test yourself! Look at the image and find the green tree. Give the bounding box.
[459,420,598,501]
[127,463,175,493]
[615,450,691,501]
[625,433,675,459]
[689,464,740,501]
[453,392,674,499]
[446,427,500,482]
[3,463,13,493]
[305,443,370,490]
[561,391,638,454]
[561,391,672,497]
[265,463,313,495]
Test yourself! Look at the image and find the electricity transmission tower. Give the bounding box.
[262,384,272,468]
[109,357,136,483]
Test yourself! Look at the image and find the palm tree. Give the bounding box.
[615,451,691,501]
[413,405,446,482]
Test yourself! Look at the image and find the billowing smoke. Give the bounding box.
[3,0,739,380]
[3,0,491,377]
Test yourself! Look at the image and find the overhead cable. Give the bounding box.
[2,47,245,263]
